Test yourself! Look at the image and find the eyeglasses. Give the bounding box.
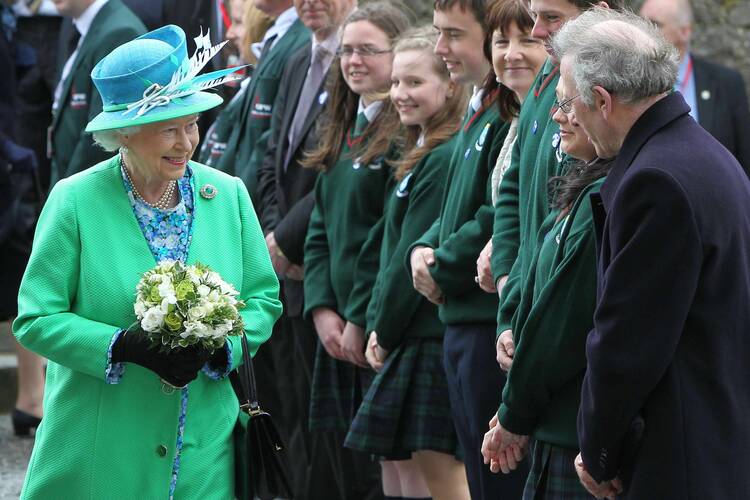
[554,94,579,114]
[336,46,392,58]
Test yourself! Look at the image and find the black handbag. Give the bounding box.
[230,334,293,500]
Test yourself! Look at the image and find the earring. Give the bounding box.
[120,145,129,154]
[496,76,502,83]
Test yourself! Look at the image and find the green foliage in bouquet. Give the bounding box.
[134,261,246,352]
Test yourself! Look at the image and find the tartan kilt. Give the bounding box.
[523,441,595,500]
[344,338,461,460]
[309,341,375,432]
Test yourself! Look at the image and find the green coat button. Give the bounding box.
[156,445,168,457]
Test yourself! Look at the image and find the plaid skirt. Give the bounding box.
[309,341,374,432]
[344,338,461,460]
[523,441,596,500]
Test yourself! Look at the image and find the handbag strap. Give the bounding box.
[237,334,262,415]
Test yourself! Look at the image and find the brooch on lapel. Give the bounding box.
[200,184,218,199]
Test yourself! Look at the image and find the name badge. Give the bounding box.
[70,92,88,109]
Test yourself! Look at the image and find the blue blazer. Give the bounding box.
[579,92,750,499]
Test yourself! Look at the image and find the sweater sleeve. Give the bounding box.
[427,122,507,296]
[498,226,597,434]
[345,216,385,327]
[227,179,283,368]
[374,163,447,351]
[13,179,124,380]
[303,177,337,318]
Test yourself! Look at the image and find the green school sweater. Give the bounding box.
[213,19,310,202]
[408,97,509,325]
[492,58,564,334]
[364,137,457,351]
[498,177,604,449]
[303,127,392,320]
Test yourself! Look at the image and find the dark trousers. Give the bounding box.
[255,309,382,500]
[443,323,529,500]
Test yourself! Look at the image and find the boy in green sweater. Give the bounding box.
[407,1,526,497]
[491,0,619,384]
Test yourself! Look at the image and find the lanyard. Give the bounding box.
[678,57,693,94]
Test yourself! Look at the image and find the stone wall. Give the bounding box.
[398,0,750,96]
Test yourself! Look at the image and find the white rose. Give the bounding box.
[184,321,209,338]
[141,306,165,332]
[148,274,163,283]
[197,284,210,297]
[158,281,177,304]
[134,300,147,318]
[207,289,220,303]
[187,304,207,321]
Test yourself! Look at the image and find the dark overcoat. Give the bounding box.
[579,92,750,499]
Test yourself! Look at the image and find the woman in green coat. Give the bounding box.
[13,25,281,499]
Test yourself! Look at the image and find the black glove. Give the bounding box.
[111,328,211,387]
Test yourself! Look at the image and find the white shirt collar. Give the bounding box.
[416,133,426,147]
[469,87,484,114]
[251,6,299,57]
[358,98,384,123]
[73,0,108,38]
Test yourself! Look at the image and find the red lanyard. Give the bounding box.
[219,0,231,29]
[534,65,560,98]
[678,57,693,94]
[464,88,500,132]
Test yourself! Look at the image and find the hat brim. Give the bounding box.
[85,91,223,132]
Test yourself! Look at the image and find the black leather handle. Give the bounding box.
[237,333,261,414]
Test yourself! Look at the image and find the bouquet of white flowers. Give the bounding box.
[133,261,245,352]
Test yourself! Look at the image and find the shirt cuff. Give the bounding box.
[105,329,126,384]
[201,341,232,380]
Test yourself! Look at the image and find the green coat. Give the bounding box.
[492,59,564,333]
[498,178,604,449]
[50,0,145,185]
[14,157,282,499]
[214,19,310,203]
[407,98,509,325]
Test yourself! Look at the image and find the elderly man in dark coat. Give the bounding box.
[553,9,750,500]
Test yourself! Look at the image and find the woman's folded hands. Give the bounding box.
[111,328,212,387]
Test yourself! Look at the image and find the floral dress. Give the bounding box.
[105,165,228,499]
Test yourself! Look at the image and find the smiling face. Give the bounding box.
[552,78,595,162]
[340,20,394,98]
[528,0,582,56]
[122,115,200,182]
[433,3,489,86]
[390,49,454,130]
[491,21,547,100]
[295,0,354,36]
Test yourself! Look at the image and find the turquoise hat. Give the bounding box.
[85,25,243,132]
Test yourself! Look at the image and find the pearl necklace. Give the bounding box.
[120,154,177,211]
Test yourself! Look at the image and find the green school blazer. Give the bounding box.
[14,156,282,499]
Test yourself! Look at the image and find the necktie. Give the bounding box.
[258,34,277,63]
[285,45,328,168]
[66,27,81,61]
[352,111,369,137]
[53,22,81,111]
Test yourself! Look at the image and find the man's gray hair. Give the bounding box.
[92,126,141,152]
[552,8,679,107]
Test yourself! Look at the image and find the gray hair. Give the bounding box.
[92,126,141,152]
[552,8,679,107]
